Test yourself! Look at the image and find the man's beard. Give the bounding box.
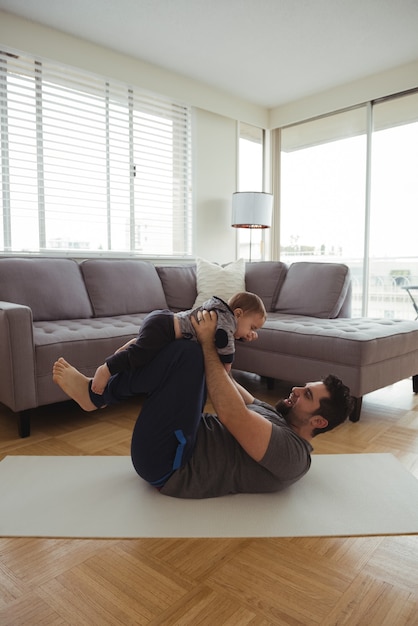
[275,399,291,418]
[276,399,313,430]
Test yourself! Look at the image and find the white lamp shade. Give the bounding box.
[231,192,273,229]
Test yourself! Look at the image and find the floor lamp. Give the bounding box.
[231,192,273,261]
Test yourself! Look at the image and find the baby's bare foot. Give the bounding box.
[52,357,97,412]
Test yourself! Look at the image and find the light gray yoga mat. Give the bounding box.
[1,454,418,538]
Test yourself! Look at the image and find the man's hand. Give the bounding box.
[191,309,218,346]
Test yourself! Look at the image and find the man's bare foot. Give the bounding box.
[52,357,98,412]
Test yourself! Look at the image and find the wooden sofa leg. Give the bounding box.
[413,374,418,393]
[18,410,31,438]
[349,397,362,422]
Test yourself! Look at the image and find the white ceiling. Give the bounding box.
[1,0,418,108]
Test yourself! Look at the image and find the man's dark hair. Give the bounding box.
[312,374,354,436]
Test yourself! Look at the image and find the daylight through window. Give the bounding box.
[0,49,192,257]
[279,92,418,319]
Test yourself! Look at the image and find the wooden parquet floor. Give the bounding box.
[1,373,418,625]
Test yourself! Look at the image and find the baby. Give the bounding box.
[91,291,266,394]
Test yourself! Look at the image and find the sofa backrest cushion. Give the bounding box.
[245,261,288,312]
[81,260,168,316]
[156,265,197,312]
[273,262,351,318]
[0,258,93,321]
[193,257,246,308]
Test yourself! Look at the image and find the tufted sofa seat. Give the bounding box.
[239,316,418,366]
[33,314,148,406]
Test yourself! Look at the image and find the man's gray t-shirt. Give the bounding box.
[160,399,313,499]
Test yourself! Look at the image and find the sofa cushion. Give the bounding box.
[0,258,93,321]
[245,261,288,312]
[156,265,197,312]
[81,260,168,316]
[193,257,246,308]
[274,262,350,318]
[237,315,418,366]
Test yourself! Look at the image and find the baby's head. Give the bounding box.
[227,292,266,342]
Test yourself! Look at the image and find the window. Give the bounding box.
[237,122,269,261]
[279,93,418,319]
[280,107,367,315]
[369,92,418,318]
[0,49,192,257]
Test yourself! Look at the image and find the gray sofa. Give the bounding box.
[1,256,418,437]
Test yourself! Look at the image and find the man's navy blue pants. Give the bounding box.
[88,340,206,487]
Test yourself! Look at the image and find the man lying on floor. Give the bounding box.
[53,309,353,499]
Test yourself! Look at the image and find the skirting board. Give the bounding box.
[1,454,418,538]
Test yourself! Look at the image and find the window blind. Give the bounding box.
[0,48,192,256]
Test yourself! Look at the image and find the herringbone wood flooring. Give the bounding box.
[1,374,418,625]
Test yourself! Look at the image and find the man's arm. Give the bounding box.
[192,310,271,462]
[231,378,255,405]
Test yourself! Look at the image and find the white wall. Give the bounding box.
[269,59,418,129]
[0,11,267,129]
[193,109,238,264]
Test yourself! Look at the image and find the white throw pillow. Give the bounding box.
[193,257,246,308]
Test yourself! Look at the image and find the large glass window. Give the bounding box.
[0,49,192,257]
[280,108,367,316]
[369,92,418,318]
[279,93,418,319]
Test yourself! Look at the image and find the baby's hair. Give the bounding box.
[228,291,266,320]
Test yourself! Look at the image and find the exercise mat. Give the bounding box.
[1,453,418,538]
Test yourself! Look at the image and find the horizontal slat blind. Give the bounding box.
[0,48,192,256]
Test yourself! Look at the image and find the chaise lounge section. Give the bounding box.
[234,260,418,421]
